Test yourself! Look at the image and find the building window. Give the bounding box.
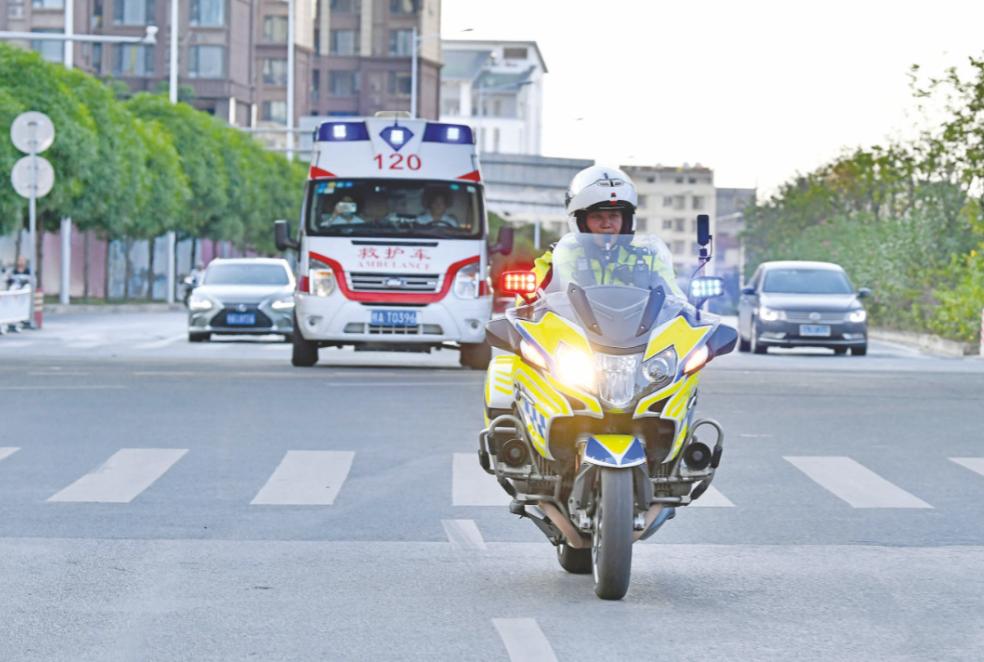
[637,195,647,209]
[330,0,354,10]
[311,70,320,102]
[113,44,154,76]
[91,43,103,74]
[672,240,685,253]
[441,97,460,116]
[262,16,288,42]
[190,0,224,26]
[329,71,359,97]
[662,195,674,208]
[388,29,413,56]
[263,58,288,86]
[261,100,287,124]
[188,45,224,78]
[636,216,647,232]
[330,29,358,55]
[688,176,697,184]
[503,47,528,60]
[113,0,154,25]
[662,219,673,230]
[692,196,704,210]
[389,0,417,14]
[31,0,64,8]
[673,195,685,210]
[675,218,686,232]
[30,30,63,62]
[387,71,411,96]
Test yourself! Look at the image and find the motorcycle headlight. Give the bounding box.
[642,347,677,388]
[759,306,782,322]
[594,352,641,409]
[271,296,295,311]
[848,309,867,323]
[453,262,482,299]
[555,344,596,391]
[309,266,336,297]
[188,294,213,311]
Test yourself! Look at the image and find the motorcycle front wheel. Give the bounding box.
[592,467,634,600]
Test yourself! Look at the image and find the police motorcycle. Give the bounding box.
[478,215,737,600]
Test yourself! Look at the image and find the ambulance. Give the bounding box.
[274,114,513,369]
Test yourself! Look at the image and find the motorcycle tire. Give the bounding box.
[556,542,592,574]
[592,467,634,600]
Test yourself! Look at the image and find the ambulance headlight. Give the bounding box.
[453,262,482,299]
[309,268,336,297]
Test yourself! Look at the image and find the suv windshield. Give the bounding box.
[204,264,290,286]
[762,268,852,294]
[306,179,484,239]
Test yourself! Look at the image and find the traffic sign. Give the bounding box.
[11,155,54,199]
[11,111,55,154]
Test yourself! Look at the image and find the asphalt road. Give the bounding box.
[1,312,983,661]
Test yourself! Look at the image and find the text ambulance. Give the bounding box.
[274,115,513,369]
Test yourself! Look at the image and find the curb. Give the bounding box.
[870,328,978,358]
[43,303,186,315]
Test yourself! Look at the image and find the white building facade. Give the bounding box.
[439,39,546,155]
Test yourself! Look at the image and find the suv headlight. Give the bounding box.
[309,261,336,297]
[271,295,295,311]
[453,262,482,299]
[759,306,782,321]
[188,294,213,311]
[847,309,867,323]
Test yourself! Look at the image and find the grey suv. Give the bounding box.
[737,261,870,355]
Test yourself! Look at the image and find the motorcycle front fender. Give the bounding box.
[582,434,647,468]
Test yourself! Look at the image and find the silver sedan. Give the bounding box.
[187,258,295,342]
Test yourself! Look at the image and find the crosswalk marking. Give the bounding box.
[784,456,932,508]
[251,451,354,505]
[950,457,984,478]
[452,453,510,506]
[690,484,735,507]
[442,519,487,551]
[48,448,188,503]
[492,618,558,662]
[0,447,19,463]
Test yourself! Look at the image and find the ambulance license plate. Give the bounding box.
[800,324,831,337]
[371,310,418,327]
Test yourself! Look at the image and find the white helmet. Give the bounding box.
[565,164,638,234]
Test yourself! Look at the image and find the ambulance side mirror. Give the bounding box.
[274,219,299,252]
[491,226,514,256]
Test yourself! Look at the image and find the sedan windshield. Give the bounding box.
[762,268,853,294]
[204,264,290,286]
[306,179,483,239]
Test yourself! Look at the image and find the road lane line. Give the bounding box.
[442,519,487,551]
[492,618,558,662]
[0,385,124,391]
[251,451,354,505]
[135,334,186,350]
[691,484,735,507]
[784,456,932,508]
[452,453,510,506]
[0,447,19,462]
[950,457,984,478]
[48,448,188,503]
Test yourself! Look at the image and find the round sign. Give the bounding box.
[11,155,55,199]
[11,111,55,154]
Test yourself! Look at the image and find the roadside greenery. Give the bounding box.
[743,56,984,344]
[0,43,305,261]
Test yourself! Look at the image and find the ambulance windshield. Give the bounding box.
[307,179,484,239]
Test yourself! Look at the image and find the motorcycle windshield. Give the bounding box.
[542,233,689,349]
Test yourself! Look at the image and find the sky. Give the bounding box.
[441,0,984,195]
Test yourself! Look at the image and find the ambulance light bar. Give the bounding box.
[317,121,370,142]
[423,123,474,145]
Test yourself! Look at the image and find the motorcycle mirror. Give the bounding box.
[696,214,711,247]
[274,219,299,252]
[857,287,872,299]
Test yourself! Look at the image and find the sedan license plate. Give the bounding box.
[800,324,831,337]
[226,312,256,326]
[371,310,418,327]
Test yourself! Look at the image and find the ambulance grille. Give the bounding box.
[349,272,440,292]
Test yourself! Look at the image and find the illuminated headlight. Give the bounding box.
[454,262,482,299]
[310,268,336,297]
[594,352,641,408]
[271,296,295,311]
[642,347,677,387]
[759,306,782,322]
[188,294,213,311]
[555,344,596,391]
[848,309,867,323]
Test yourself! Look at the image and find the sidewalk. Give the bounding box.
[869,328,979,358]
[44,303,185,315]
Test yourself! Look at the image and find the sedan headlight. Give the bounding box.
[188,294,213,311]
[847,309,867,323]
[309,268,336,297]
[759,306,782,322]
[271,296,295,311]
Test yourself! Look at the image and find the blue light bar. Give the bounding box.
[422,123,474,145]
[317,121,370,142]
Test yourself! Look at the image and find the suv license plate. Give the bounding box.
[800,324,831,337]
[371,310,418,327]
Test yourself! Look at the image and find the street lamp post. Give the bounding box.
[286,0,295,160]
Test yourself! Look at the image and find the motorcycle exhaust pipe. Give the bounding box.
[538,501,590,549]
[636,504,676,542]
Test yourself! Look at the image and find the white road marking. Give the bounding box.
[452,453,510,506]
[950,457,984,478]
[0,447,20,462]
[492,618,558,662]
[48,448,188,503]
[134,333,187,349]
[0,385,124,391]
[785,456,932,508]
[442,519,487,551]
[251,451,354,505]
[690,484,735,507]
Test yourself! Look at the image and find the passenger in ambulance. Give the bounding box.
[323,196,366,227]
